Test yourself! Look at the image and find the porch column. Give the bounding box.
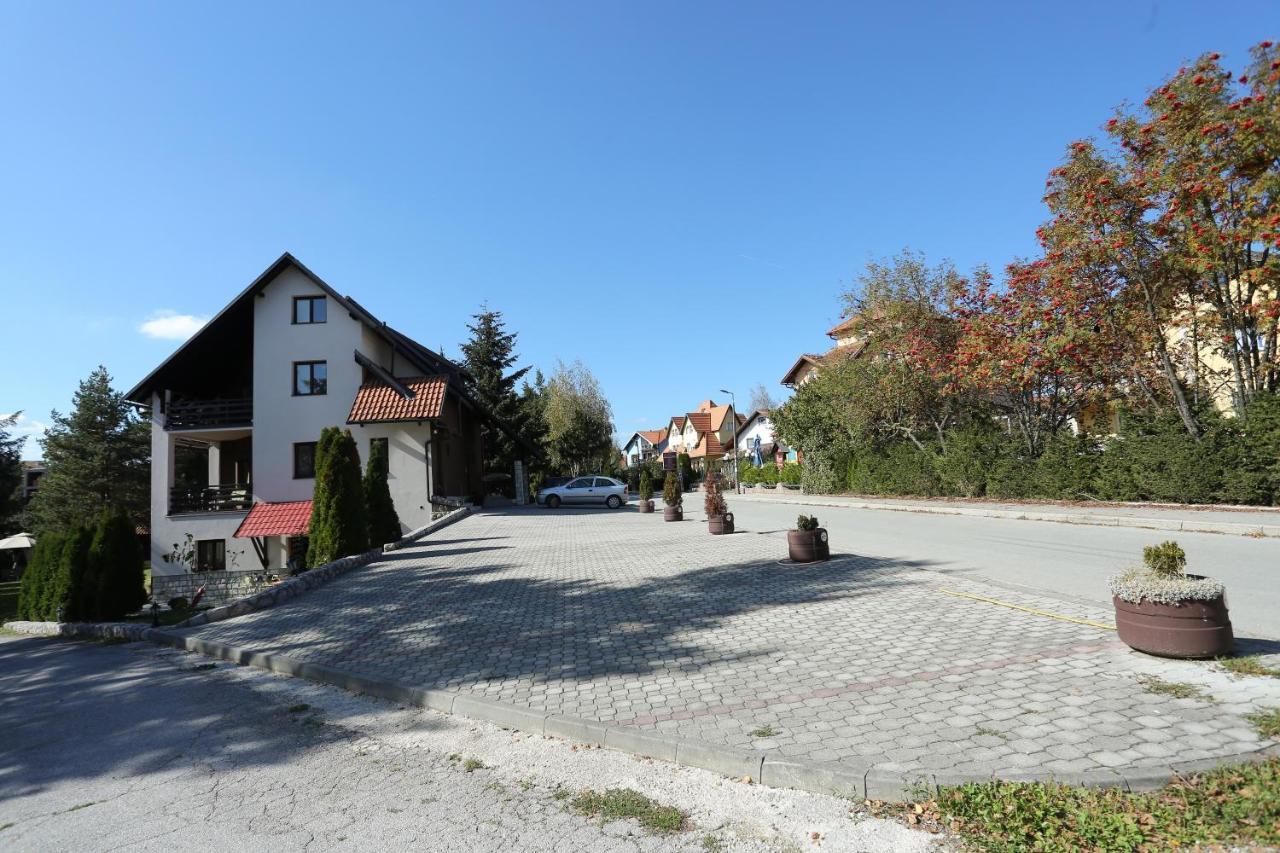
[207,441,222,487]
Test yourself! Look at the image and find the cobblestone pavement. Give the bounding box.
[178,507,1280,781]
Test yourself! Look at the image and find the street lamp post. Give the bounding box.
[719,389,740,495]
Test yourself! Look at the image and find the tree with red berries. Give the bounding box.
[1039,41,1280,436]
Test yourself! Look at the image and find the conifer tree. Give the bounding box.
[308,428,367,566]
[88,509,145,620]
[43,525,91,622]
[28,367,149,532]
[460,306,531,480]
[364,439,401,546]
[17,531,62,620]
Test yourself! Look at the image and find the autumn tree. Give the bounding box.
[1040,42,1280,436]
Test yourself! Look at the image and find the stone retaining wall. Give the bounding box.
[151,571,273,608]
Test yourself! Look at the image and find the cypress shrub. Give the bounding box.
[934,425,1001,497]
[364,438,401,546]
[639,468,653,501]
[677,452,693,485]
[662,470,681,507]
[17,532,62,621]
[1032,432,1101,500]
[43,526,91,622]
[89,509,146,620]
[309,428,368,567]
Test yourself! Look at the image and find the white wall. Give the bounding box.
[350,421,434,534]
[736,416,776,454]
[252,267,366,503]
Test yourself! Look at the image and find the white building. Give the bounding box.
[126,253,520,599]
[734,410,795,465]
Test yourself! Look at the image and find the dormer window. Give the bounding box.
[293,295,327,325]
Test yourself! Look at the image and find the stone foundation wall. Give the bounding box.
[151,571,274,608]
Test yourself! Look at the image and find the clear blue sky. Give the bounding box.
[1,2,1273,456]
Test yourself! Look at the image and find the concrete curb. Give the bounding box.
[171,506,471,629]
[730,493,1280,538]
[2,620,158,642]
[147,630,1280,801]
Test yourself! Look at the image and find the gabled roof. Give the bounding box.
[234,500,312,538]
[639,429,666,445]
[348,376,448,424]
[685,411,712,433]
[669,416,686,431]
[780,353,823,387]
[827,315,859,339]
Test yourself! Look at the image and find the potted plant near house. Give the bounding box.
[662,470,683,521]
[787,514,829,563]
[638,469,655,513]
[1110,541,1233,659]
[704,473,734,535]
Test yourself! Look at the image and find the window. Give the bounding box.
[293,442,317,479]
[566,478,593,489]
[293,295,327,325]
[593,478,617,487]
[196,539,225,572]
[293,361,327,396]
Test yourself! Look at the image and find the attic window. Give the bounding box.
[293,296,327,325]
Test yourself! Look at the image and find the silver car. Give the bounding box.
[537,476,628,509]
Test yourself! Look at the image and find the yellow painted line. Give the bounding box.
[937,588,1116,631]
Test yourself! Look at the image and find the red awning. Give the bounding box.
[233,500,312,538]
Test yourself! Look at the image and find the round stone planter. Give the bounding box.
[707,512,734,535]
[787,528,829,563]
[638,499,654,514]
[663,506,683,522]
[1113,590,1233,659]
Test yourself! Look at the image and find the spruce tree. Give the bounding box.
[363,439,401,546]
[88,509,145,620]
[306,427,340,568]
[460,306,531,482]
[28,367,149,533]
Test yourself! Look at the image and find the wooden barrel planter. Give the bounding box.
[663,506,683,522]
[787,528,829,563]
[1113,592,1233,659]
[638,500,654,514]
[707,513,734,535]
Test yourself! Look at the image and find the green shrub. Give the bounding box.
[44,526,91,622]
[677,452,693,485]
[89,509,146,620]
[167,596,189,612]
[1032,431,1101,500]
[1143,541,1187,577]
[638,468,653,501]
[309,427,369,567]
[662,471,681,507]
[760,464,780,485]
[363,438,401,547]
[781,463,802,485]
[795,514,819,532]
[17,531,63,621]
[740,466,760,485]
[934,425,1000,497]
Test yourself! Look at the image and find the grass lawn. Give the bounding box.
[0,581,19,622]
[880,758,1280,851]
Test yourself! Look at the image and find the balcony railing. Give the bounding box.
[165,398,252,431]
[169,483,253,515]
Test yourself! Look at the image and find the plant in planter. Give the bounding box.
[638,469,655,513]
[662,470,683,521]
[787,514,829,563]
[704,473,734,535]
[1110,541,1233,659]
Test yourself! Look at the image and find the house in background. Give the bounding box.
[734,410,796,466]
[780,316,868,388]
[126,252,524,601]
[664,416,688,454]
[677,400,746,471]
[621,429,667,468]
[20,461,45,503]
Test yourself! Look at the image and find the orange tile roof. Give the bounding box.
[827,316,859,338]
[670,416,686,430]
[347,376,448,424]
[685,411,712,433]
[639,429,666,445]
[234,500,312,538]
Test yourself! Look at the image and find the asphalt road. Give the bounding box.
[720,499,1280,640]
[0,636,932,853]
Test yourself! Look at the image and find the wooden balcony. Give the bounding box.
[169,483,253,515]
[165,397,252,431]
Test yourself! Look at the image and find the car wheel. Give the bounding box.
[547,494,561,509]
[606,495,622,509]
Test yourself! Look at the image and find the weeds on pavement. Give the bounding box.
[570,788,688,834]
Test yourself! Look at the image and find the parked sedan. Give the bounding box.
[537,476,628,509]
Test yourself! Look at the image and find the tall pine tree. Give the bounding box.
[460,306,530,483]
[28,366,149,533]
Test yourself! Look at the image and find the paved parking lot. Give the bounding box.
[177,506,1280,785]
